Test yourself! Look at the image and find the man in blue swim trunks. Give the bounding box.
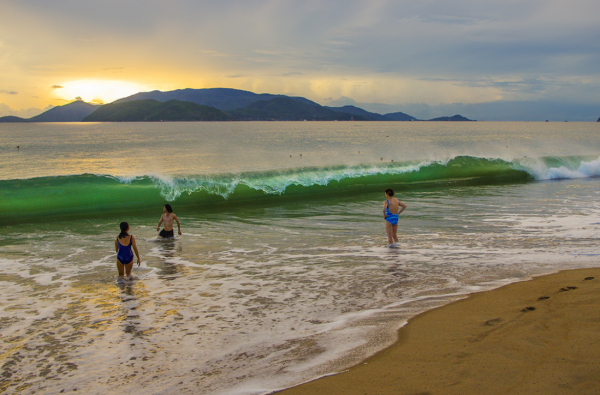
[383,188,407,248]
[157,204,182,239]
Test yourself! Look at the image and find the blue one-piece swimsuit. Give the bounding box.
[385,200,399,225]
[117,236,134,264]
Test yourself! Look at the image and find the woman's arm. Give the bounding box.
[131,236,141,266]
[115,238,119,253]
[397,199,407,215]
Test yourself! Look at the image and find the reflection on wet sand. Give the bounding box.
[155,240,186,280]
[116,279,145,339]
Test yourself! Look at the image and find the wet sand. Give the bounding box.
[275,268,600,395]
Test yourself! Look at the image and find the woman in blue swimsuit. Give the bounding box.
[115,222,141,280]
[383,188,407,248]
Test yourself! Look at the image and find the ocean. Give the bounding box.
[0,121,599,394]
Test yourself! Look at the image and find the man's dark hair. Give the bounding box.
[385,188,394,196]
[164,204,173,213]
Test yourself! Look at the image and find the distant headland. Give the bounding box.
[0,88,476,123]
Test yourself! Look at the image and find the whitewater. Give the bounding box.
[0,121,599,394]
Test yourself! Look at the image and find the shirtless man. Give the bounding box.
[157,204,182,238]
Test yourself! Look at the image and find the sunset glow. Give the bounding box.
[1,0,599,120]
[53,80,148,104]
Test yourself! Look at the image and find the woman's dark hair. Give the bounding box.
[164,204,173,213]
[385,188,394,196]
[119,222,129,239]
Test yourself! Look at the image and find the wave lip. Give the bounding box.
[145,161,428,201]
[143,155,536,202]
[2,155,599,222]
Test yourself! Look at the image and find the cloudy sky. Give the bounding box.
[1,0,599,119]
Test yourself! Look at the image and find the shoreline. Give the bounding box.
[273,267,600,395]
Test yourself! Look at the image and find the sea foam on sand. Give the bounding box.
[275,268,600,395]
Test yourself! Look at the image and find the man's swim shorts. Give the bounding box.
[159,229,175,238]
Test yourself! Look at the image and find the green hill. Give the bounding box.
[29,100,100,122]
[0,100,100,122]
[228,97,365,121]
[428,114,474,121]
[0,115,28,123]
[383,111,418,121]
[324,106,418,121]
[325,105,388,121]
[83,99,232,122]
[114,87,319,111]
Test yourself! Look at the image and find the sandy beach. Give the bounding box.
[275,267,600,395]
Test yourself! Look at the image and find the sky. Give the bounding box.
[1,0,599,120]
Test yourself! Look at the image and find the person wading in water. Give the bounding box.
[157,204,182,239]
[383,188,407,248]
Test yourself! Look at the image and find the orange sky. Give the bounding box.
[1,0,599,118]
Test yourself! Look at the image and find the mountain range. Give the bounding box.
[0,99,100,123]
[113,88,319,111]
[83,99,232,122]
[0,88,475,122]
[324,105,417,121]
[227,97,361,121]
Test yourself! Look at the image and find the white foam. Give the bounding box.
[519,156,600,180]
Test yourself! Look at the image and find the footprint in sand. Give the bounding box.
[484,318,502,326]
[522,306,536,312]
[559,286,577,292]
[584,277,594,280]
[538,296,550,301]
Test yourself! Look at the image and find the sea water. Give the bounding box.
[0,122,599,394]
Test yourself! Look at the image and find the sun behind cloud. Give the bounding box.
[53,80,147,104]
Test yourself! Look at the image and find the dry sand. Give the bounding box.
[275,268,600,395]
